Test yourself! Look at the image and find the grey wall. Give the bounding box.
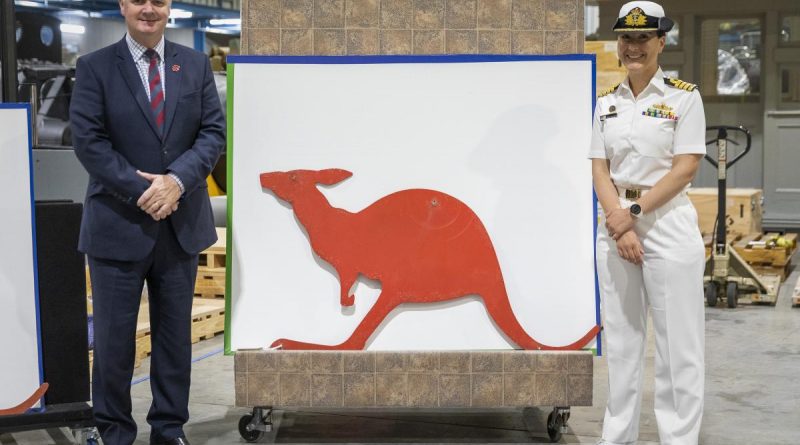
[61,16,196,61]
[595,0,800,194]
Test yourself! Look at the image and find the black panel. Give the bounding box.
[34,201,90,405]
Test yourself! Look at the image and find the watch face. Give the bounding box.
[630,204,642,215]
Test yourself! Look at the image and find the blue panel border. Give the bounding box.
[0,103,46,411]
[226,53,602,353]
[228,53,596,65]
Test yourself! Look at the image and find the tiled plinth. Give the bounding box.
[234,350,592,408]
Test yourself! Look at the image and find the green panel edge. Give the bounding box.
[224,62,234,356]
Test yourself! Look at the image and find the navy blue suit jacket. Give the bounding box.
[70,38,225,261]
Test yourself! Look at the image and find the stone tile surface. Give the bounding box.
[247,372,279,406]
[314,0,345,28]
[503,373,536,406]
[477,0,511,29]
[472,373,503,406]
[376,352,408,372]
[281,29,313,55]
[344,373,375,406]
[472,352,502,372]
[446,0,477,29]
[439,352,470,373]
[544,30,576,53]
[512,0,545,30]
[376,373,407,406]
[314,29,346,55]
[311,374,343,407]
[568,374,593,406]
[439,374,470,407]
[381,30,413,54]
[248,29,280,55]
[407,373,438,406]
[414,0,445,29]
[511,30,544,54]
[545,0,577,30]
[347,29,380,54]
[311,352,343,374]
[446,30,477,53]
[247,0,281,28]
[280,373,310,406]
[537,373,567,406]
[282,0,313,28]
[382,0,413,29]
[413,30,444,54]
[347,0,380,28]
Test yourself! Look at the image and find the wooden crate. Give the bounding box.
[733,233,797,267]
[688,188,762,237]
[190,299,226,343]
[195,267,225,299]
[198,227,227,268]
[585,41,627,93]
[195,227,227,298]
[132,298,226,368]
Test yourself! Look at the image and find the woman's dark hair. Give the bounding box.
[657,31,666,38]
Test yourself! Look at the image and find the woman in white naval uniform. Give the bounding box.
[589,2,707,445]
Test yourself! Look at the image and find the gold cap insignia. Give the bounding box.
[624,7,648,27]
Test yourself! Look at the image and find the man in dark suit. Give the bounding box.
[69,0,224,442]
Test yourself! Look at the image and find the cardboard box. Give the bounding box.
[687,188,762,236]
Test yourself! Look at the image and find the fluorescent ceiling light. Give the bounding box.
[60,23,86,34]
[169,9,193,19]
[16,1,43,7]
[209,18,240,26]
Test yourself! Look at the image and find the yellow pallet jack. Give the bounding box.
[703,126,780,308]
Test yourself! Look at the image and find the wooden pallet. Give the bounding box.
[751,263,792,283]
[194,228,227,298]
[733,233,797,267]
[198,227,227,269]
[132,298,226,368]
[194,267,225,299]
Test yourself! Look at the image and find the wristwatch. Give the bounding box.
[629,203,643,218]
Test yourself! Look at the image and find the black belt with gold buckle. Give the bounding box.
[625,189,643,199]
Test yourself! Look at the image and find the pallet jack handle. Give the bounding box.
[703,125,752,254]
[703,125,752,169]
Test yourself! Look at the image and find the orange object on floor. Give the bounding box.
[259,169,600,350]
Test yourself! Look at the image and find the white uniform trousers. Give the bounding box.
[596,193,705,445]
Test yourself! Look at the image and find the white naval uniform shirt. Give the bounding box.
[588,68,707,188]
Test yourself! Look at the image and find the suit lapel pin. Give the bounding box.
[172,64,180,72]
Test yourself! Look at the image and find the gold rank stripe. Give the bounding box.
[664,77,698,92]
[598,83,620,97]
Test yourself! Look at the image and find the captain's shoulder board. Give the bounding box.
[598,83,620,98]
[664,77,698,92]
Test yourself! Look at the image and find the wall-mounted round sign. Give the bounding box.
[40,25,54,46]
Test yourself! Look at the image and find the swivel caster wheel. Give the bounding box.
[238,407,272,443]
[546,406,570,442]
[238,414,264,442]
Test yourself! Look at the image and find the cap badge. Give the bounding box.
[624,7,648,27]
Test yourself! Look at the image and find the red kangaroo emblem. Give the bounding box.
[259,169,600,350]
[0,383,48,416]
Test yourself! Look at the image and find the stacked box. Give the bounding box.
[687,188,762,237]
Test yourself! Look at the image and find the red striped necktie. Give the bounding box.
[145,49,165,134]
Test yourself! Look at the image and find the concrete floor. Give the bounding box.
[3,262,799,444]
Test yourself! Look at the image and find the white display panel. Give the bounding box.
[0,105,44,411]
[228,56,598,351]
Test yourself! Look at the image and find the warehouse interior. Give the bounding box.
[1,0,798,444]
